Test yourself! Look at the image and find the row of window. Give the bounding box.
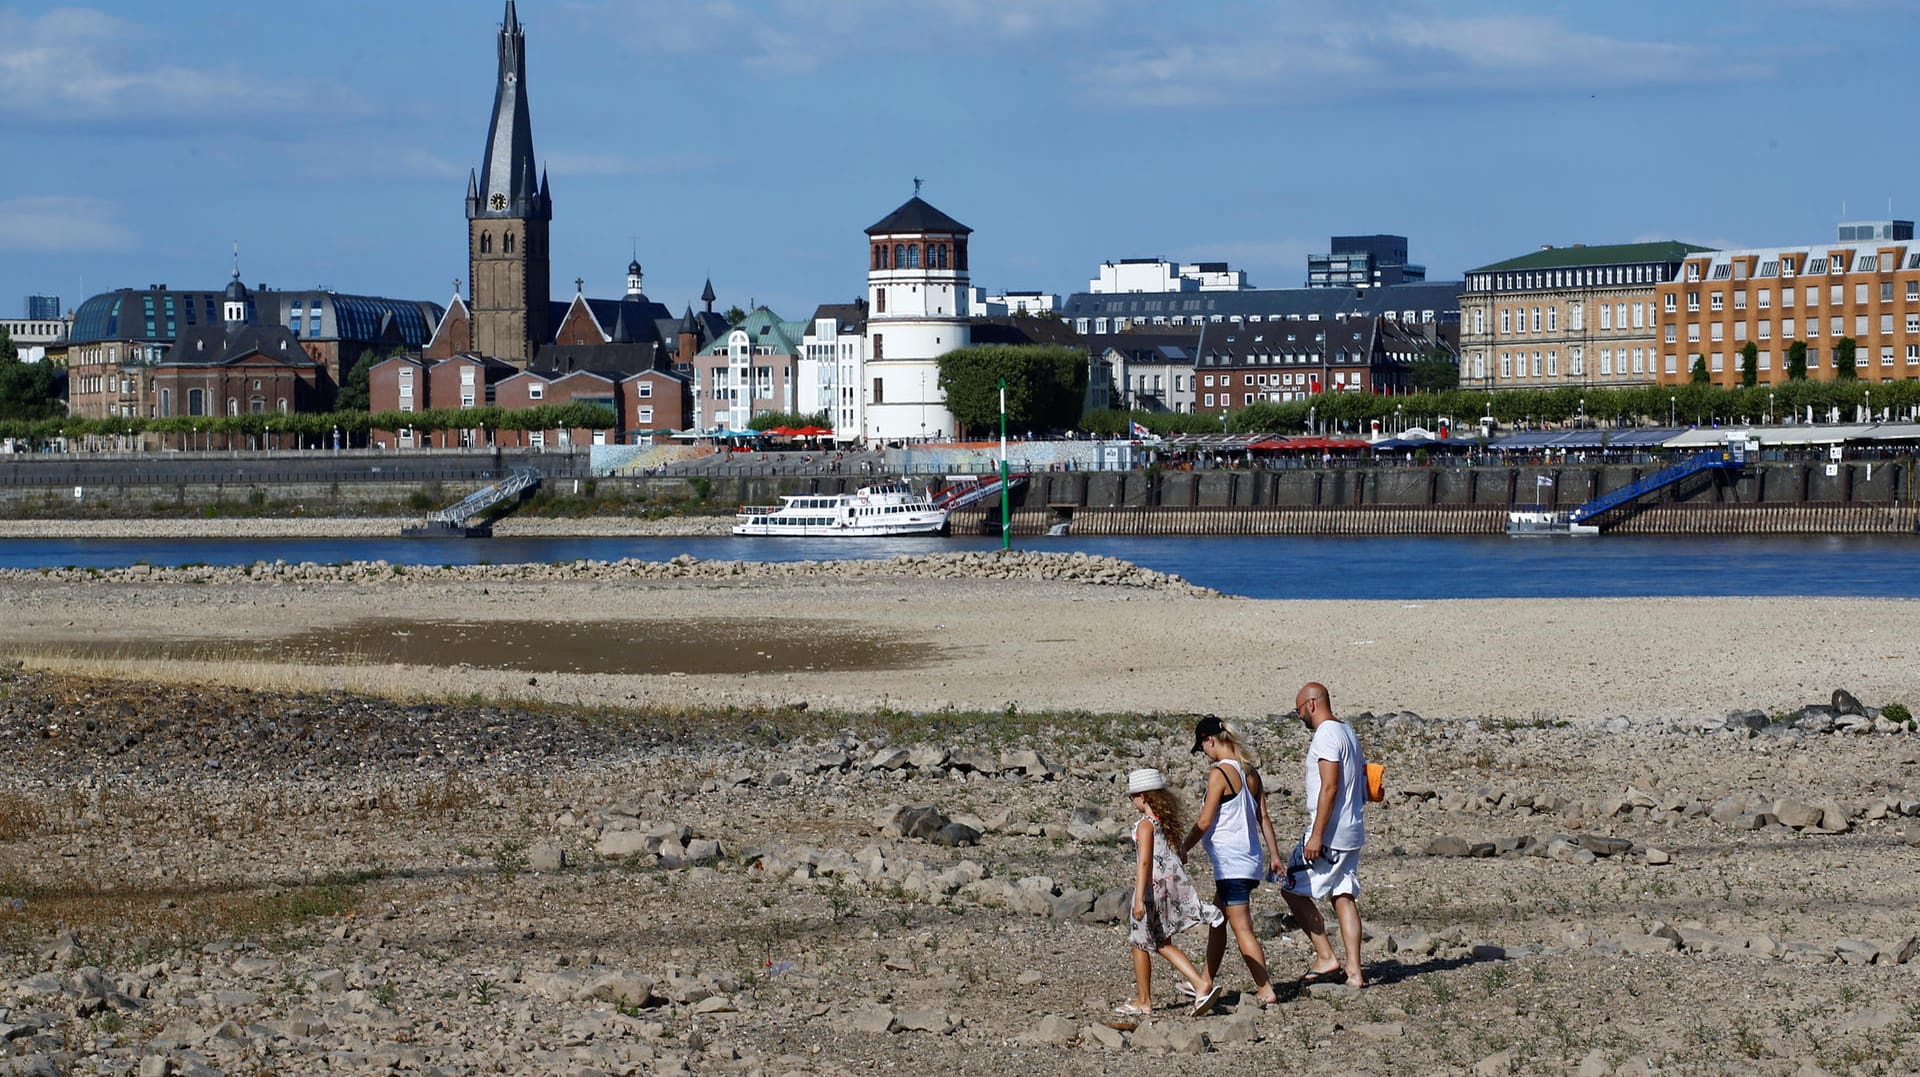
[1468,264,1670,293]
[1686,251,1920,281]
[1677,313,1920,343]
[1078,311,1437,335]
[870,241,964,271]
[1680,280,1920,311]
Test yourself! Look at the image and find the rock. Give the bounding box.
[930,823,981,848]
[1084,1024,1126,1050]
[528,842,566,872]
[578,972,653,1007]
[894,1008,956,1034]
[1576,835,1633,857]
[1833,688,1865,716]
[1772,799,1823,829]
[1613,933,1678,955]
[896,806,951,842]
[848,1004,896,1034]
[1833,938,1882,965]
[1026,1014,1077,1046]
[1046,889,1095,920]
[139,1057,171,1077]
[683,838,723,864]
[1211,1007,1259,1044]
[1091,888,1132,924]
[1892,935,1919,964]
[1000,749,1055,779]
[1576,1050,1610,1077]
[1159,1024,1208,1056]
[1547,838,1597,866]
[1814,801,1851,833]
[1425,835,1473,857]
[907,747,949,771]
[1727,709,1770,731]
[594,830,657,859]
[1644,847,1673,866]
[869,748,911,771]
[1067,807,1109,841]
[1386,930,1435,955]
[311,968,346,992]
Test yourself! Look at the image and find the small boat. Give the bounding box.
[1506,505,1596,536]
[733,480,950,537]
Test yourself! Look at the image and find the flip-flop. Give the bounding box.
[1112,1001,1153,1016]
[1190,983,1223,1017]
[1173,978,1198,1000]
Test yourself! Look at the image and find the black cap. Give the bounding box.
[1192,714,1226,754]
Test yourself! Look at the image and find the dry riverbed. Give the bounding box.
[0,555,1917,1076]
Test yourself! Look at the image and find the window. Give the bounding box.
[1547,351,1558,377]
[1665,325,1677,343]
[1500,309,1511,334]
[1758,290,1771,309]
[1600,349,1614,375]
[1617,303,1627,328]
[1570,347,1583,376]
[1758,321,1771,340]
[528,383,544,400]
[1687,324,1701,342]
[639,406,653,423]
[1532,351,1542,377]
[1830,285,1843,304]
[1909,344,1919,363]
[1909,281,1919,301]
[1909,313,1920,333]
[1783,288,1795,308]
[1882,282,1895,303]
[1784,318,1796,336]
[1759,350,1771,370]
[1711,353,1724,373]
[1734,322,1746,341]
[1204,393,1215,406]
[1856,283,1869,304]
[1500,354,1511,378]
[1571,302,1584,329]
[1665,354,1678,374]
[1710,292,1724,311]
[1882,346,1895,366]
[1663,292,1676,313]
[1531,307,1541,332]
[872,334,883,360]
[875,288,885,314]
[1601,305,1614,330]
[1732,293,1746,311]
[1547,307,1557,332]
[872,377,884,403]
[1686,292,1699,312]
[1856,315,1869,335]
[504,232,515,254]
[1882,314,1895,334]
[1633,302,1646,328]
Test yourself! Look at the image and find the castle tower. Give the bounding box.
[465,0,552,366]
[862,193,970,441]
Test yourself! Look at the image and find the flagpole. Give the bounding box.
[999,378,1011,550]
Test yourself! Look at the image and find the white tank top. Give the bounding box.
[1201,759,1263,881]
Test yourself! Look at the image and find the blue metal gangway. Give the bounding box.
[1568,446,1745,525]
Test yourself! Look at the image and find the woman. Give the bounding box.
[1179,714,1283,1006]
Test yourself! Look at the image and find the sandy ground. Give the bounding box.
[0,570,1913,726]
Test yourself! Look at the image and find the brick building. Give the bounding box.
[1655,224,1920,387]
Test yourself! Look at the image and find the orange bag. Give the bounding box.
[1364,762,1386,803]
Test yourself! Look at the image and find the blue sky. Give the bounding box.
[4,0,1919,323]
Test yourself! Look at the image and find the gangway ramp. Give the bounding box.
[935,472,1028,511]
[404,467,541,537]
[1569,446,1746,530]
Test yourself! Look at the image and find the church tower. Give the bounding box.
[465,0,552,366]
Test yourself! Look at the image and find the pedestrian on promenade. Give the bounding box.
[1115,768,1224,1017]
[1280,682,1369,988]
[1179,716,1283,1007]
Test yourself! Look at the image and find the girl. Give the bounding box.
[1116,767,1224,1017]
[1180,715,1284,1007]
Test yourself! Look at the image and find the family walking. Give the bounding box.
[1115,682,1371,1017]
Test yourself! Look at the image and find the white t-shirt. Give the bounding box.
[1303,720,1366,850]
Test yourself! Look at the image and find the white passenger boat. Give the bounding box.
[1506,506,1596,536]
[733,480,950,537]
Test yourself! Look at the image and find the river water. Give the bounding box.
[1,533,1917,600]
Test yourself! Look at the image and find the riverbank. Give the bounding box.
[0,514,736,539]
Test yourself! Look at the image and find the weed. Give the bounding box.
[826,877,856,924]
[373,981,399,1007]
[492,840,528,881]
[467,978,498,1006]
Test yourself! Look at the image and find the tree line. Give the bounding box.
[0,402,616,446]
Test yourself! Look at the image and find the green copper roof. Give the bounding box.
[699,306,805,356]
[1472,241,1709,273]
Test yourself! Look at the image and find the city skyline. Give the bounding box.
[5,0,1919,321]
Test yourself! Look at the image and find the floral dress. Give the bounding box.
[1129,817,1223,951]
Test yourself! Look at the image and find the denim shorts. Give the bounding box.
[1215,877,1258,907]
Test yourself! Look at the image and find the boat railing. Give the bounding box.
[736,504,778,516]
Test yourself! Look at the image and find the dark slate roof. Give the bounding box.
[866,196,971,236]
[1088,330,1206,365]
[162,324,314,366]
[534,342,667,377]
[811,300,868,333]
[71,289,225,344]
[1471,241,1708,274]
[547,298,672,344]
[1060,282,1464,322]
[968,316,1082,348]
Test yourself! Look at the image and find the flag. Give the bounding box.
[1536,475,1555,487]
[1130,421,1151,439]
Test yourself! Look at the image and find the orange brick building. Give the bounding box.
[1656,223,1920,387]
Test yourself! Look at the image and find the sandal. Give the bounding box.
[1112,1001,1153,1016]
[1173,979,1198,1000]
[1190,983,1223,1017]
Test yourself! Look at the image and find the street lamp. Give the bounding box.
[1578,398,1585,427]
[1768,392,1774,426]
[1309,405,1316,436]
[1864,388,1872,423]
[1394,405,1402,434]
[1670,395,1676,427]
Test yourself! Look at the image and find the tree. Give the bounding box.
[1409,348,1460,393]
[1689,355,1710,385]
[335,352,378,412]
[935,345,1087,436]
[1834,337,1858,380]
[1739,341,1759,388]
[1786,340,1808,381]
[0,326,61,422]
[723,305,748,326]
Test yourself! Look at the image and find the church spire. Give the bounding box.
[471,0,547,222]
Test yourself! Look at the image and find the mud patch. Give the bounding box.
[27,617,928,676]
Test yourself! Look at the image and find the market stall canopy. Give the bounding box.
[794,425,834,437]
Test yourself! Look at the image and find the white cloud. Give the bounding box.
[1077,5,1759,108]
[0,196,134,253]
[0,8,353,124]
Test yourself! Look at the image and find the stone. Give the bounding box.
[139,1057,171,1077]
[1727,709,1770,731]
[1001,749,1055,779]
[848,1004,896,1034]
[1576,835,1633,857]
[1386,930,1435,955]
[1547,838,1597,866]
[894,1008,956,1034]
[898,806,951,842]
[930,823,981,848]
[1091,888,1132,923]
[1772,799,1824,829]
[578,972,653,1007]
[1613,933,1678,955]
[1026,1014,1077,1046]
[691,995,736,1015]
[869,748,911,771]
[1815,801,1852,832]
[683,838,723,864]
[1832,688,1865,716]
[594,830,658,859]
[1159,1024,1207,1056]
[1644,847,1673,866]
[1211,1007,1259,1044]
[1046,889,1096,920]
[1084,1024,1126,1050]
[528,843,566,873]
[311,968,346,992]
[1425,835,1473,857]
[907,747,949,771]
[1840,1004,1902,1031]
[1576,1050,1610,1077]
[1893,935,1919,964]
[1067,807,1109,841]
[1833,938,1882,965]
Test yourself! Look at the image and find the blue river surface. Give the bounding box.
[1,532,1917,600]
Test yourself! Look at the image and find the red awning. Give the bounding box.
[794,425,833,436]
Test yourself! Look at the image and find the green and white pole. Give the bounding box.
[999,377,1011,550]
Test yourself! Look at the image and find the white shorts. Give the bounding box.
[1281,843,1360,901]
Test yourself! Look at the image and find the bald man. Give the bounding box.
[1281,681,1368,988]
